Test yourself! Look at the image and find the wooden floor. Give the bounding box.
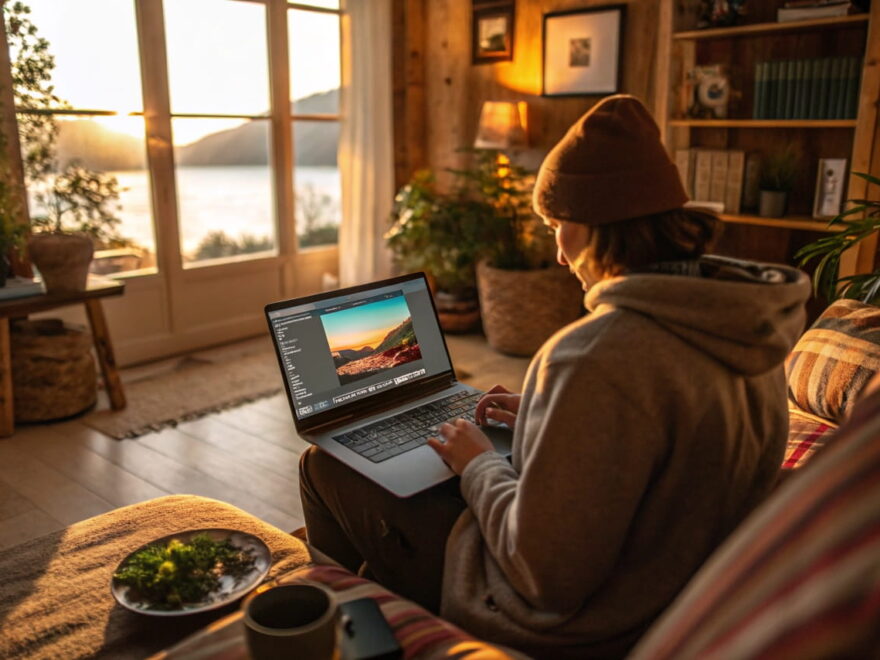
[0,333,530,551]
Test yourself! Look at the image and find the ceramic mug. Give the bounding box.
[242,581,340,660]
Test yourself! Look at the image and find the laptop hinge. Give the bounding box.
[301,373,458,436]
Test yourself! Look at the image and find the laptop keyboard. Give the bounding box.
[332,391,481,464]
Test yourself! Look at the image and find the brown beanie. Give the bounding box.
[532,94,689,225]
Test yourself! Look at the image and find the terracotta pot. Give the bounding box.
[477,261,584,356]
[434,289,481,333]
[27,232,94,293]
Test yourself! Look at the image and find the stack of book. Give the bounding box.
[778,1,859,23]
[675,149,754,215]
[752,56,861,120]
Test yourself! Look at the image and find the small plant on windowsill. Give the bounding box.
[795,171,880,304]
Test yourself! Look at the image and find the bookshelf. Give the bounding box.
[654,1,880,283]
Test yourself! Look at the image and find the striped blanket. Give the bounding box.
[630,386,880,659]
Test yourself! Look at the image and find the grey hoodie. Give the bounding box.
[440,256,811,659]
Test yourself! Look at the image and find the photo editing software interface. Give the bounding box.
[268,279,452,421]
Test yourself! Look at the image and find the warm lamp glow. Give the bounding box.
[474,100,528,150]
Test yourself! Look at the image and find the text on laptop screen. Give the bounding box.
[267,278,452,420]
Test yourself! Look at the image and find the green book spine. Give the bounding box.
[805,59,819,119]
[754,62,766,119]
[792,60,807,119]
[783,60,796,119]
[829,57,845,119]
[844,56,861,119]
[814,57,831,119]
[767,61,779,119]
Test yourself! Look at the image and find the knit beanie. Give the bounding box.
[532,94,689,225]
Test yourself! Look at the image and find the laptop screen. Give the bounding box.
[266,274,453,422]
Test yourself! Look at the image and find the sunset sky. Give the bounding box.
[322,296,412,353]
[24,0,340,145]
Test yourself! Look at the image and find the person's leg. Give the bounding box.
[299,446,466,612]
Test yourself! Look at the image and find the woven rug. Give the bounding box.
[84,349,284,440]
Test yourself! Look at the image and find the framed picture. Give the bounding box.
[542,5,626,97]
[472,5,514,65]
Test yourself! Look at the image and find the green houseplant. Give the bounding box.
[795,171,880,303]
[758,146,799,218]
[386,170,487,332]
[453,149,583,356]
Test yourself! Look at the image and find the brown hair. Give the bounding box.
[573,208,721,282]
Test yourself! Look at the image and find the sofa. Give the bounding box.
[1,300,878,660]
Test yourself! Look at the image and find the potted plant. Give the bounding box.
[27,165,125,293]
[758,146,799,218]
[795,171,880,303]
[386,170,486,332]
[455,149,583,356]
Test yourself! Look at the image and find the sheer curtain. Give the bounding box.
[338,0,395,287]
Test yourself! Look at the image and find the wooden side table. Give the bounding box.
[0,276,126,436]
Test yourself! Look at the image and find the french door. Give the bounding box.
[11,0,343,365]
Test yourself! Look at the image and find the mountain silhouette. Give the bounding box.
[54,88,340,171]
[334,317,420,385]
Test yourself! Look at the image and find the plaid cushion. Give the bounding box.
[785,299,880,423]
[783,407,836,470]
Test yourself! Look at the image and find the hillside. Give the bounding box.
[52,88,339,171]
[373,317,416,354]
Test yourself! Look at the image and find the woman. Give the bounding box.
[300,95,811,658]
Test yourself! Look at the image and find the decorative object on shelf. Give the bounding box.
[813,158,848,218]
[758,146,799,217]
[697,0,747,28]
[542,5,625,96]
[688,65,731,118]
[796,171,880,303]
[472,2,514,64]
[778,1,859,23]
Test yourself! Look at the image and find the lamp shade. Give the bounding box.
[474,101,528,150]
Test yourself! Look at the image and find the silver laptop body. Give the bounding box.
[265,272,512,497]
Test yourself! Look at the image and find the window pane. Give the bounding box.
[19,0,142,111]
[23,116,157,275]
[165,0,269,116]
[289,9,340,114]
[174,118,276,265]
[294,121,340,248]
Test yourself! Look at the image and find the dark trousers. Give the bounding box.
[299,446,468,613]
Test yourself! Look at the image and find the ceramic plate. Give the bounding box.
[111,528,271,616]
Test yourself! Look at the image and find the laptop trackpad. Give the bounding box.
[482,424,513,458]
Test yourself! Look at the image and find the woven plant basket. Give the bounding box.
[477,261,584,356]
[12,319,96,422]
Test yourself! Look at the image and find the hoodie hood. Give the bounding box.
[585,255,811,375]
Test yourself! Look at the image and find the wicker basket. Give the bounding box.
[477,261,584,356]
[12,319,97,422]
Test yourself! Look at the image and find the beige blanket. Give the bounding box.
[0,495,313,660]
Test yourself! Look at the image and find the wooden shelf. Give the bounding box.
[668,119,858,128]
[674,14,869,40]
[719,213,844,233]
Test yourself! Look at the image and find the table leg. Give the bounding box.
[0,318,13,436]
[84,299,126,410]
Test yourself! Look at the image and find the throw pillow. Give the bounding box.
[785,299,880,423]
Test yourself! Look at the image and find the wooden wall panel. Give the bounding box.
[412,0,661,186]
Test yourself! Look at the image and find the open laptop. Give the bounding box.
[265,272,512,497]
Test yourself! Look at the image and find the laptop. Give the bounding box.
[265,272,513,497]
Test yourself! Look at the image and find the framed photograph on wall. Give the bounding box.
[472,5,514,64]
[542,5,626,96]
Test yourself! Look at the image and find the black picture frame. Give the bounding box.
[472,5,515,65]
[542,5,626,97]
